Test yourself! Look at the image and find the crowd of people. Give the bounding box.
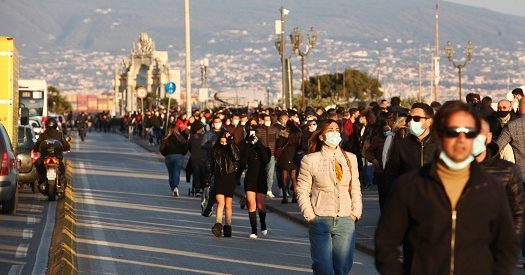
[73,87,525,274]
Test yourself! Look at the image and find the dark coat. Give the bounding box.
[159,134,188,156]
[208,141,240,177]
[244,140,271,185]
[479,142,525,237]
[34,128,71,158]
[188,133,207,161]
[256,125,279,154]
[382,134,438,197]
[375,162,520,275]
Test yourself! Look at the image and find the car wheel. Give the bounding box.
[1,185,18,214]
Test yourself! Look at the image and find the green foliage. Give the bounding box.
[303,68,382,102]
[47,85,72,113]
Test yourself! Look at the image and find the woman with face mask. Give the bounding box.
[209,131,240,238]
[296,119,362,275]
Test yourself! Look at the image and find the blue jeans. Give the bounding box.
[309,216,356,275]
[165,154,185,190]
[266,156,276,192]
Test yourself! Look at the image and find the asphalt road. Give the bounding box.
[0,184,56,275]
[68,132,378,274]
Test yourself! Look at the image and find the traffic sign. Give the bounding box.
[165,82,176,95]
[136,87,147,99]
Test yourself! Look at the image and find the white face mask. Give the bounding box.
[233,119,240,126]
[213,123,222,130]
[309,125,317,132]
[240,121,247,126]
[264,121,272,127]
[200,118,206,124]
[293,117,300,123]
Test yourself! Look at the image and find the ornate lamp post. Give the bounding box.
[290,27,317,111]
[445,40,474,101]
[274,7,289,109]
[200,58,209,88]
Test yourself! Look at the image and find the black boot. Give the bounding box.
[281,188,288,204]
[259,210,267,236]
[248,211,257,235]
[211,223,222,237]
[223,224,232,237]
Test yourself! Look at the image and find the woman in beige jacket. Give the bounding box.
[296,119,362,275]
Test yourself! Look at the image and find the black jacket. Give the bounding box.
[188,133,207,161]
[208,141,240,177]
[244,139,271,185]
[34,128,71,158]
[159,134,188,156]
[375,162,520,275]
[479,142,525,237]
[382,134,438,197]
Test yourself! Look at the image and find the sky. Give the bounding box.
[448,0,525,17]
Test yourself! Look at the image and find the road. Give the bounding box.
[0,185,56,275]
[68,132,378,274]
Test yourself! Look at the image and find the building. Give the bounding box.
[113,33,181,114]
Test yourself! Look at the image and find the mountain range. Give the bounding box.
[2,0,525,57]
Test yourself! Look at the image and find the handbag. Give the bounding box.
[274,141,288,158]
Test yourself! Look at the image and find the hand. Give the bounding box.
[308,217,316,224]
[351,215,358,222]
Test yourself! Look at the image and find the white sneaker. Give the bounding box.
[173,187,179,197]
[261,229,268,236]
[266,191,275,198]
[249,233,258,239]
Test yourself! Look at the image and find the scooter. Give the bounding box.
[37,138,70,201]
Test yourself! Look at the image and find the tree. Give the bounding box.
[303,68,382,102]
[47,86,72,114]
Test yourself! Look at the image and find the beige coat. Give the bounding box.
[296,145,363,222]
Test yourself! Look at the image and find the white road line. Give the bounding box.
[15,244,29,258]
[22,229,33,239]
[31,201,56,275]
[7,264,24,275]
[27,216,37,225]
[77,161,119,274]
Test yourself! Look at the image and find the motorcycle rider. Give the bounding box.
[76,112,88,141]
[34,118,71,184]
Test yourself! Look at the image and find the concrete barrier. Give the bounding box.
[47,159,78,275]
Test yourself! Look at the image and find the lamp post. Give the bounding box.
[275,7,289,109]
[200,58,209,88]
[290,27,317,111]
[445,40,474,101]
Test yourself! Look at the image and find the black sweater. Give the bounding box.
[160,135,188,156]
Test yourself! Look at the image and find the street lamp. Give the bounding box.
[275,7,289,109]
[445,40,474,101]
[290,27,317,111]
[200,58,209,88]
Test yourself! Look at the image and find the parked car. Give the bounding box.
[16,125,39,193]
[0,123,19,214]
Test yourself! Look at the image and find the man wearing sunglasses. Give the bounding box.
[383,103,437,200]
[376,101,519,274]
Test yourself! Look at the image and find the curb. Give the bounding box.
[47,160,77,275]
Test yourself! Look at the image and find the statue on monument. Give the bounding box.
[132,32,155,56]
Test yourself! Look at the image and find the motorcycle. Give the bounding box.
[37,138,70,201]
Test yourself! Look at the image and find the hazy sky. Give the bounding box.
[448,0,525,17]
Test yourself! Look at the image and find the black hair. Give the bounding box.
[411,102,434,118]
[512,88,524,96]
[390,96,401,106]
[432,101,481,139]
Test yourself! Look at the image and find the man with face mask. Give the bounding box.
[201,116,224,151]
[256,114,279,198]
[512,88,524,114]
[487,99,516,139]
[376,101,520,274]
[383,103,438,198]
[474,118,524,238]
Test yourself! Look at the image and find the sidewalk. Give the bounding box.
[127,133,377,256]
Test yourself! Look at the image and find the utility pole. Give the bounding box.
[184,0,192,115]
[418,48,423,101]
[433,0,440,102]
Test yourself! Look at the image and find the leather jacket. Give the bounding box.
[208,140,240,177]
[479,142,525,237]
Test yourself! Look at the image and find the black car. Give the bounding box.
[0,124,19,214]
[16,125,38,192]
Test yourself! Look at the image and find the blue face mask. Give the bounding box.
[324,132,342,148]
[409,121,425,137]
[472,134,487,156]
[384,130,394,137]
[439,151,474,171]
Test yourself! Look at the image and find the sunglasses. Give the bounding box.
[406,115,429,123]
[443,127,478,139]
